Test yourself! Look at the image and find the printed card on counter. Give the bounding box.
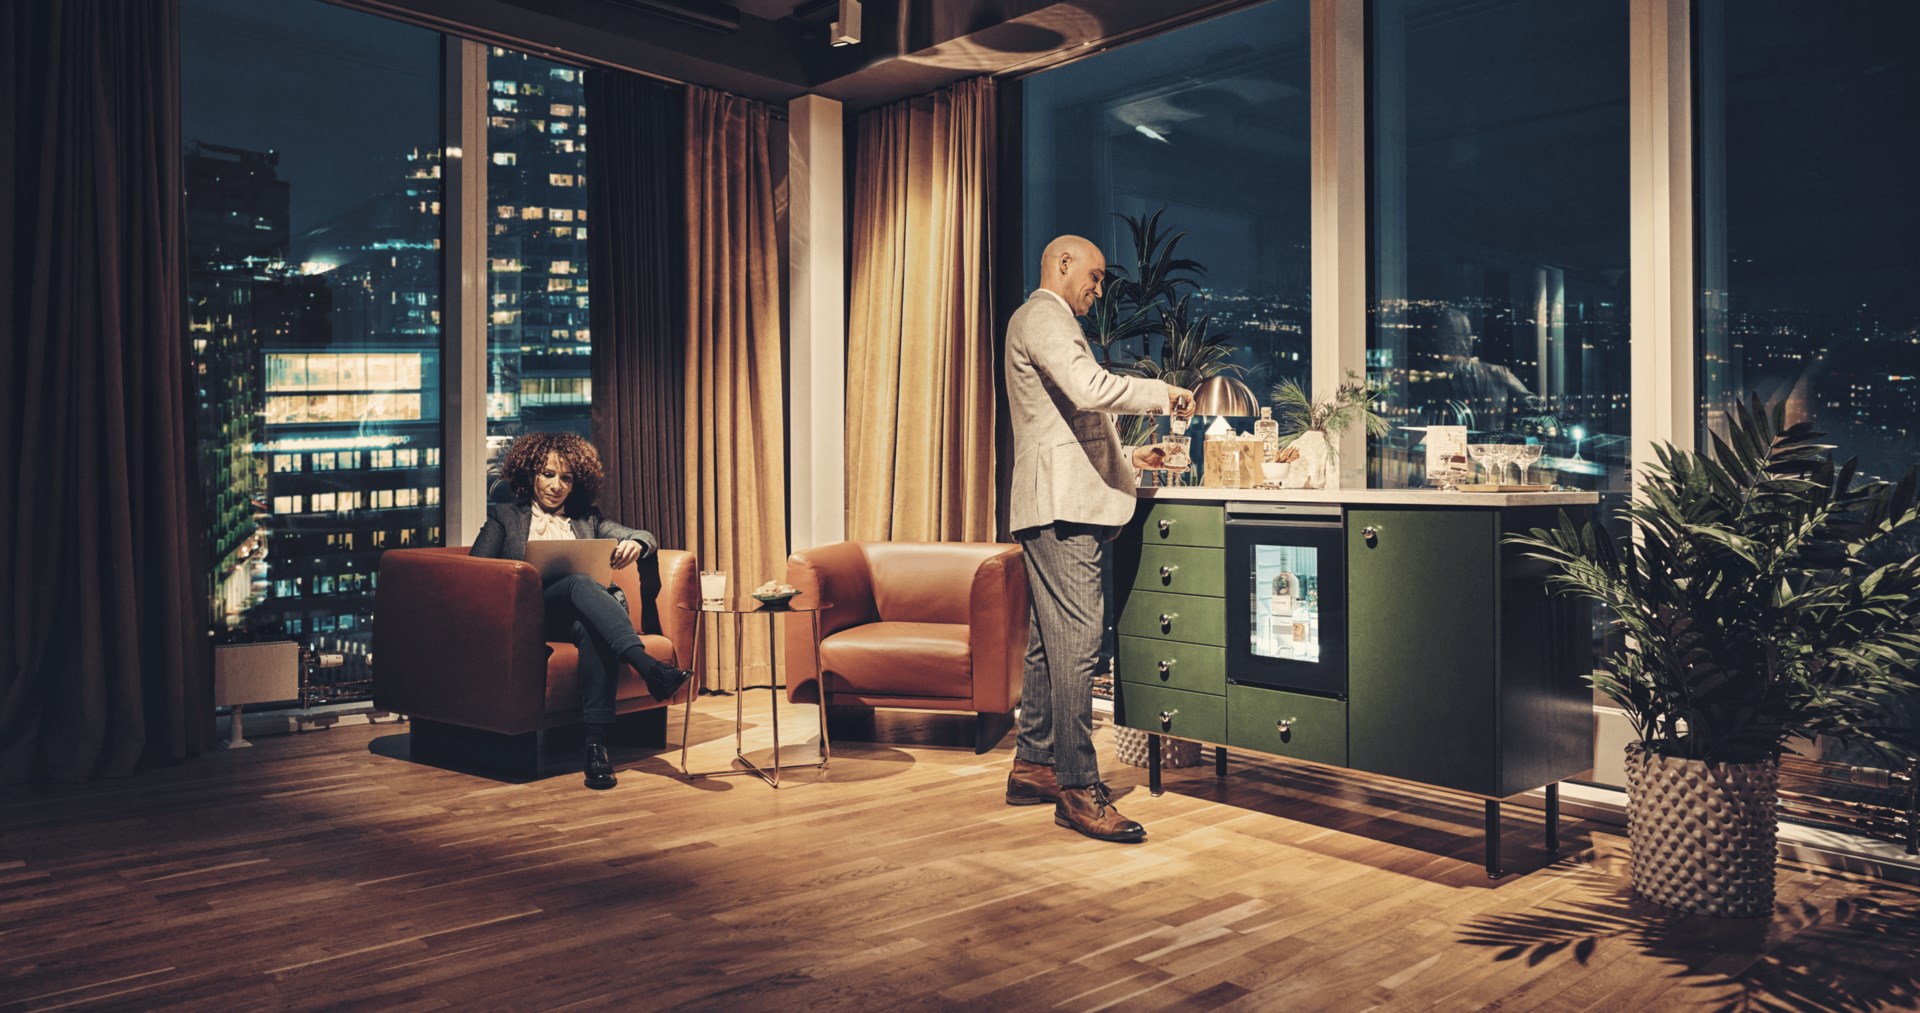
[1426,425,1467,477]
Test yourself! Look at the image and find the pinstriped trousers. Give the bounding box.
[1014,521,1114,789]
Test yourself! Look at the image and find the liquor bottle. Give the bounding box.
[1254,407,1281,462]
[1289,594,1310,660]
[1270,570,1295,618]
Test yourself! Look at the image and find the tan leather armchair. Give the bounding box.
[373,546,699,775]
[784,541,1028,753]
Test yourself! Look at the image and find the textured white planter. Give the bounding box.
[1113,724,1203,768]
[1284,431,1331,489]
[1623,742,1779,918]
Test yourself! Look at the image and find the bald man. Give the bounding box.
[1003,234,1195,843]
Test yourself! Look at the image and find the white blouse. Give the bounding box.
[529,502,575,542]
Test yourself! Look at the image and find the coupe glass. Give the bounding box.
[1516,444,1544,485]
[1466,443,1496,485]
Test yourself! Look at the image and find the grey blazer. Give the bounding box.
[468,501,658,562]
[1004,290,1170,532]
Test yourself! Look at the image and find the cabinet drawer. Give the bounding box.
[1138,503,1224,548]
[1117,590,1226,647]
[1227,685,1347,767]
[1130,545,1225,597]
[1117,636,1226,696]
[1116,683,1225,744]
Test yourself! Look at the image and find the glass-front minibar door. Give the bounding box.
[1224,503,1348,697]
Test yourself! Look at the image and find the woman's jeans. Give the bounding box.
[542,573,654,726]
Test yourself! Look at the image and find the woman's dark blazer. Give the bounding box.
[469,501,658,562]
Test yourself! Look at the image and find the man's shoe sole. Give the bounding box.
[1005,790,1057,806]
[1054,813,1146,843]
[586,773,617,790]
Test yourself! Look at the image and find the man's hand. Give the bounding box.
[1132,444,1171,470]
[611,539,644,569]
[1167,385,1197,419]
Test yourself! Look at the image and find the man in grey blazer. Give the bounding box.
[1004,234,1194,842]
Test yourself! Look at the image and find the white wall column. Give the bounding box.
[443,38,489,546]
[787,94,847,549]
[1311,0,1368,488]
[1629,0,1696,468]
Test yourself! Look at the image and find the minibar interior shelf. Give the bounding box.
[1114,485,1600,878]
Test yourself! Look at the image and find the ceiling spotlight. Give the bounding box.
[830,0,861,46]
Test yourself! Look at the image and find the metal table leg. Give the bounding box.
[1545,782,1561,854]
[1485,799,1504,879]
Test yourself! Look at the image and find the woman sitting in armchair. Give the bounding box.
[472,432,693,790]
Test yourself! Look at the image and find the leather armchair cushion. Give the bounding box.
[865,542,1003,624]
[542,634,678,714]
[819,622,971,700]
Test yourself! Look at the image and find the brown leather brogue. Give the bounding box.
[1006,757,1061,806]
[1054,782,1146,842]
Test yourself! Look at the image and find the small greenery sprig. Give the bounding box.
[1269,371,1391,457]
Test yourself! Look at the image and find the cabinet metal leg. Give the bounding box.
[1485,799,1504,879]
[1545,782,1561,854]
[1215,746,1227,778]
[1148,733,1163,796]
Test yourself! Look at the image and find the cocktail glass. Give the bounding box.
[1516,443,1543,485]
[1466,443,1496,485]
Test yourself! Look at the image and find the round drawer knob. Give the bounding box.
[1362,525,1379,545]
[1159,709,1179,727]
[1158,518,1175,535]
[1157,659,1175,676]
[1159,564,1179,580]
[1276,717,1296,734]
[1159,612,1178,631]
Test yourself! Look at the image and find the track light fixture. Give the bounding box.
[830,0,861,46]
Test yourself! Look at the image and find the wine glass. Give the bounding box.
[1466,443,1495,485]
[1516,443,1543,485]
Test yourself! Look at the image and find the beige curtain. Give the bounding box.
[684,87,787,691]
[846,77,997,542]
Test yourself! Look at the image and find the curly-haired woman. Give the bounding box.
[472,432,692,789]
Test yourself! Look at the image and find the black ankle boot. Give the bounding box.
[583,740,616,790]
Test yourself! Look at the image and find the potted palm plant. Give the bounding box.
[1508,397,1920,917]
[1269,372,1391,489]
[1084,209,1242,450]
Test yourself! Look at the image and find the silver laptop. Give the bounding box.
[523,538,618,585]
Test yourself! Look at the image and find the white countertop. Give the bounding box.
[1137,485,1600,508]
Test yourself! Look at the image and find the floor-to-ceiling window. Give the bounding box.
[1022,0,1312,416]
[484,48,593,487]
[184,0,444,700]
[1694,1,1920,786]
[1695,1,1920,483]
[1369,0,1631,506]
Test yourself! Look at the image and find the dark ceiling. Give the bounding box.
[342,0,1244,110]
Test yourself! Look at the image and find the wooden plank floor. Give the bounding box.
[3,692,1919,1012]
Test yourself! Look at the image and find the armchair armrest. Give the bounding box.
[968,544,1030,715]
[372,546,548,735]
[783,542,878,704]
[651,549,699,669]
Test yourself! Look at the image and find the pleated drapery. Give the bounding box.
[845,77,998,543]
[683,87,787,691]
[586,70,687,544]
[2,0,213,781]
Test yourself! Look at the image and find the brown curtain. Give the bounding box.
[845,77,997,542]
[2,0,214,782]
[684,87,787,691]
[586,70,687,542]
